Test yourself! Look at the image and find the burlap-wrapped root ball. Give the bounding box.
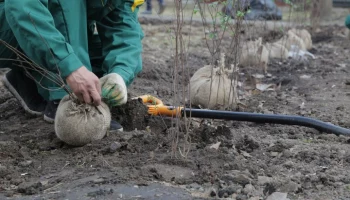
[239,37,269,73]
[190,54,237,109]
[289,28,312,50]
[54,95,111,146]
[265,42,289,60]
[277,29,307,51]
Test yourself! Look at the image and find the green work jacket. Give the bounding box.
[3,0,144,87]
[346,15,350,29]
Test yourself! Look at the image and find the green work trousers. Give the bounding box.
[0,0,144,101]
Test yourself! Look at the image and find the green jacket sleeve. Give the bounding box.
[346,15,350,29]
[96,0,144,86]
[4,0,83,80]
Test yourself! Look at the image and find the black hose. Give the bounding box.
[182,108,350,136]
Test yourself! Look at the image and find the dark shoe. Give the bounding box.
[110,120,123,132]
[1,69,47,116]
[44,100,124,132]
[44,100,60,123]
[158,4,166,14]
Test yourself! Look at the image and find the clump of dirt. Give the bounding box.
[191,124,234,149]
[111,98,149,131]
[17,181,43,195]
[235,135,260,153]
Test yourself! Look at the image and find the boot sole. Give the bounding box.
[109,128,124,133]
[43,115,55,124]
[1,74,43,116]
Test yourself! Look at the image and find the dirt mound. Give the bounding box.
[111,98,149,131]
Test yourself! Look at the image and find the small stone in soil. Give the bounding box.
[210,188,217,197]
[17,181,43,195]
[218,190,229,198]
[186,183,202,190]
[302,181,312,189]
[258,176,273,185]
[236,135,260,153]
[243,184,255,195]
[93,178,105,184]
[0,165,9,178]
[119,132,134,141]
[282,150,292,158]
[40,180,49,187]
[11,178,23,186]
[5,174,11,180]
[316,184,324,190]
[5,191,14,197]
[218,186,239,198]
[242,151,252,158]
[291,172,302,183]
[263,183,277,195]
[270,152,279,157]
[19,160,33,167]
[266,192,288,200]
[222,174,252,186]
[236,194,248,200]
[279,181,299,193]
[110,142,122,153]
[268,141,293,152]
[283,160,294,168]
[219,180,227,189]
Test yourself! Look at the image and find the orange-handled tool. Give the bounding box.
[133,95,183,117]
[133,95,350,136]
[136,95,164,106]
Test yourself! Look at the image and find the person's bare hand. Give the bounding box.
[66,66,101,106]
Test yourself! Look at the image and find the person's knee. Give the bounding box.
[0,31,19,69]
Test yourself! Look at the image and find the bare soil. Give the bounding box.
[1,21,350,200]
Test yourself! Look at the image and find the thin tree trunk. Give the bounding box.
[320,0,333,19]
[310,0,333,32]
